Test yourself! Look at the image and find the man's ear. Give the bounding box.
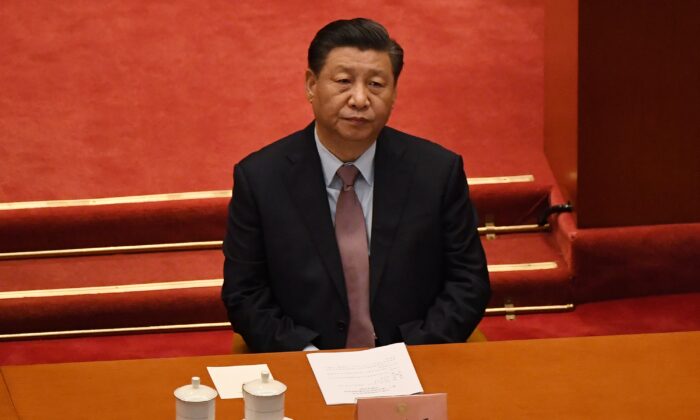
[305,69,317,101]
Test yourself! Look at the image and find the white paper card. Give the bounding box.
[206,363,271,399]
[306,342,423,405]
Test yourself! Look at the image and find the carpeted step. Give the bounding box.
[0,180,551,253]
[549,187,700,302]
[470,181,551,226]
[558,215,700,302]
[479,293,700,341]
[482,231,572,307]
[0,195,230,253]
[0,229,569,337]
[5,293,698,366]
[0,329,236,366]
[0,250,225,335]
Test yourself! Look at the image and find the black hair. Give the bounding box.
[308,18,404,83]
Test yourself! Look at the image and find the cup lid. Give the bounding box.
[242,371,287,397]
[174,377,218,402]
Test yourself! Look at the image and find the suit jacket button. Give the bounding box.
[337,320,347,332]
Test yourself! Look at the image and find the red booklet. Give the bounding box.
[355,393,447,420]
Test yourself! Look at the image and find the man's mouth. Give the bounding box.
[342,117,370,124]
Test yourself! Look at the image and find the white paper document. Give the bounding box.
[306,342,423,405]
[207,363,271,399]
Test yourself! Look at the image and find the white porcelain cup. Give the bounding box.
[242,371,286,420]
[174,376,217,420]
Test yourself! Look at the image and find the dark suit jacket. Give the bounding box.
[222,123,490,352]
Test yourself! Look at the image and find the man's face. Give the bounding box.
[306,47,397,153]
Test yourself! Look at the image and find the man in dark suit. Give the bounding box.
[222,18,490,352]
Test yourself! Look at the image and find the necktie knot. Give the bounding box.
[337,164,360,190]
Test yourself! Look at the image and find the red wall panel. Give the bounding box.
[545,0,700,228]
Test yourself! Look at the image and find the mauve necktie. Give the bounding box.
[335,164,375,348]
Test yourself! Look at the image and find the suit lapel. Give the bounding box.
[284,124,348,308]
[370,128,415,304]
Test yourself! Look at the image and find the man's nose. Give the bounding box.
[348,83,369,109]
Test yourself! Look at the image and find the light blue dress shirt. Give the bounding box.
[314,128,375,245]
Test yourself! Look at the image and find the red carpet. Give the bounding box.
[1,0,549,202]
[0,234,571,335]
[480,293,700,341]
[2,294,697,366]
[0,329,235,366]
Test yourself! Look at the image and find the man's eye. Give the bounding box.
[369,81,385,88]
[336,78,351,84]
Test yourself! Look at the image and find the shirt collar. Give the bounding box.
[314,126,376,187]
